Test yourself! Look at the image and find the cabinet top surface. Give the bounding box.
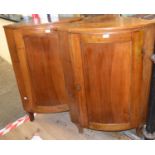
[55,15,155,33]
[4,15,155,32]
[3,17,83,29]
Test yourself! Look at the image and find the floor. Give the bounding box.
[0,112,131,140]
[0,57,26,129]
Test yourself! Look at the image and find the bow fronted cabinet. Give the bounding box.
[4,17,82,121]
[56,16,155,133]
[4,15,155,136]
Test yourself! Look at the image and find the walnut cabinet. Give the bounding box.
[58,16,155,132]
[4,16,155,133]
[4,18,82,121]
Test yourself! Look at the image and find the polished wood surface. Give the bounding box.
[24,32,68,109]
[69,34,88,127]
[140,25,155,122]
[4,17,82,117]
[4,15,155,132]
[58,31,80,124]
[4,17,83,29]
[56,16,155,32]
[82,34,132,124]
[65,16,155,131]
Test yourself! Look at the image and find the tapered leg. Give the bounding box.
[136,125,143,137]
[28,112,35,121]
[76,124,84,133]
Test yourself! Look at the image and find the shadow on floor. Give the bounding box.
[0,57,26,129]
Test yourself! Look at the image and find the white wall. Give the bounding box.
[0,19,14,64]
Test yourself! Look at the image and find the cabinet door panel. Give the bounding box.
[81,39,132,124]
[23,33,68,108]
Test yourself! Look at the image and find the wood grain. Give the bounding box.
[24,33,68,108]
[4,16,155,132]
[68,33,88,127]
[81,33,132,126]
[4,17,82,116]
[66,18,155,132]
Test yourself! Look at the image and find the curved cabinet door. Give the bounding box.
[69,31,144,131]
[20,30,69,113]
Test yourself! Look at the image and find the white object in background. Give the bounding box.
[39,14,49,23]
[50,14,59,22]
[31,135,43,140]
[22,14,31,22]
[31,128,42,140]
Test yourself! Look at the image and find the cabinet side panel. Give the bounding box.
[58,31,80,123]
[4,28,30,111]
[141,25,155,123]
[130,30,144,127]
[69,34,88,127]
[13,29,35,111]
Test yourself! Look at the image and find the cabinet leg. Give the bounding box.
[143,125,155,140]
[136,125,143,137]
[28,112,34,122]
[76,124,84,133]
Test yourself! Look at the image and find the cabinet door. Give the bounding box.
[69,31,144,130]
[21,31,69,112]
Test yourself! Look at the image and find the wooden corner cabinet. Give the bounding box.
[57,16,155,132]
[4,15,155,134]
[4,17,82,121]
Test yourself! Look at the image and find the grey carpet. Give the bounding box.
[0,57,26,129]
